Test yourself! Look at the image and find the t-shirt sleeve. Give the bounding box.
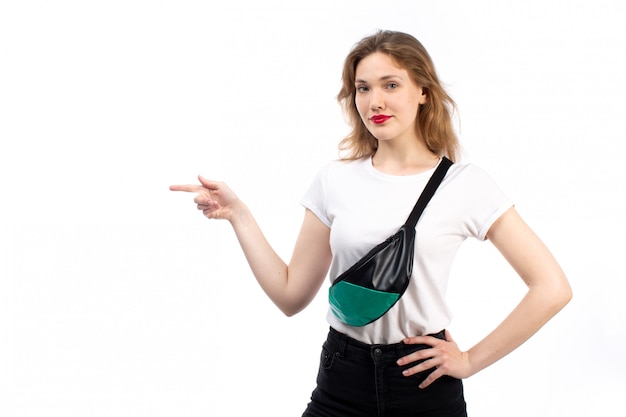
[460,164,514,241]
[300,162,332,228]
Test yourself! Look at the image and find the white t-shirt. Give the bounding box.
[300,157,513,344]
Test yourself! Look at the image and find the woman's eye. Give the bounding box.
[356,85,369,93]
[386,82,398,89]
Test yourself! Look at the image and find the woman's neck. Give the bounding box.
[371,142,440,176]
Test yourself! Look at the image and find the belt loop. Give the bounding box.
[330,327,348,357]
[337,330,348,357]
[396,339,406,358]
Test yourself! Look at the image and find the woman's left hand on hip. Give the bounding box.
[397,330,473,389]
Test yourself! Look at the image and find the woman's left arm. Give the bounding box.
[399,207,572,387]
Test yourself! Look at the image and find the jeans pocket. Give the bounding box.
[320,344,339,370]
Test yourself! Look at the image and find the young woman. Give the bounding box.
[171,30,572,417]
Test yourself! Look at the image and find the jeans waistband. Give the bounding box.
[327,326,446,360]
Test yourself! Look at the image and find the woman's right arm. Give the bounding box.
[170,176,332,316]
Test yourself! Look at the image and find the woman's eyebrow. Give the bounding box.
[355,74,403,83]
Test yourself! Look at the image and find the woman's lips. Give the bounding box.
[370,115,391,124]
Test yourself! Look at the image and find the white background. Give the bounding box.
[1,1,625,416]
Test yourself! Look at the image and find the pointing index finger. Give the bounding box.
[169,184,204,192]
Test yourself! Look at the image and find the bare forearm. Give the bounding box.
[467,280,572,376]
[228,202,292,310]
[228,203,331,316]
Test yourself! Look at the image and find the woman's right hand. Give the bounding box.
[170,176,241,222]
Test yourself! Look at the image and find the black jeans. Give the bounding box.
[302,327,467,417]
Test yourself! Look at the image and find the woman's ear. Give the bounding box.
[419,87,429,104]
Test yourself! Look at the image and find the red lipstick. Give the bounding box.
[370,115,391,124]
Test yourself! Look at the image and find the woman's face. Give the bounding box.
[354,52,427,144]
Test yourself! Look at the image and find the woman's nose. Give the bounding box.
[369,89,385,110]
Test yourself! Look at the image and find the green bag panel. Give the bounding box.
[328,281,401,327]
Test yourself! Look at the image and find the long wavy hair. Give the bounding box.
[337,30,459,162]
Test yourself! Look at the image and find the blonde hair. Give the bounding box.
[337,30,459,161]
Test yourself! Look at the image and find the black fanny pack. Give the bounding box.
[328,157,453,327]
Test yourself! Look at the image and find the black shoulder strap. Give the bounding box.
[404,157,453,228]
